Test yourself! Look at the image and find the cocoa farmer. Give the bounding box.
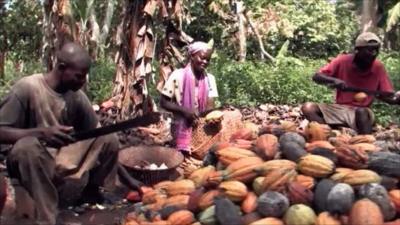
[160,41,219,155]
[301,32,400,134]
[0,42,119,225]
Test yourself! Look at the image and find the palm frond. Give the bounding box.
[386,2,400,32]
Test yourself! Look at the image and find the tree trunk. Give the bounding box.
[235,1,246,62]
[87,5,100,59]
[42,0,77,71]
[107,0,192,120]
[384,28,399,51]
[110,0,156,120]
[97,0,115,57]
[0,52,4,79]
[361,0,379,32]
[0,0,5,79]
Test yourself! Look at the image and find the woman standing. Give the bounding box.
[160,41,218,155]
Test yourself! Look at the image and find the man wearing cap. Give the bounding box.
[160,41,218,155]
[301,32,399,134]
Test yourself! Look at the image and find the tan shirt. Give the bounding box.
[0,73,98,132]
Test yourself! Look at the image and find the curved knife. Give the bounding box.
[71,112,161,142]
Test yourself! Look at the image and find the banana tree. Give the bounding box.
[385,2,400,50]
[42,0,116,70]
[42,0,77,70]
[109,0,192,120]
[0,0,6,79]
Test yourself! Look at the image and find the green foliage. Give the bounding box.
[0,0,42,61]
[209,54,332,107]
[268,0,357,58]
[86,57,115,104]
[371,52,400,125]
[0,56,115,104]
[186,0,357,59]
[0,59,44,98]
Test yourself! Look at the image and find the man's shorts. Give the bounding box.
[318,103,374,130]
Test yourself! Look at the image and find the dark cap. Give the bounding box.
[355,32,381,47]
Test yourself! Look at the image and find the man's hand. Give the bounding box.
[38,125,75,148]
[330,79,347,90]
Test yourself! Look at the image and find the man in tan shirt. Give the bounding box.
[0,42,119,225]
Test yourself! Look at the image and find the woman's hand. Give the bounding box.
[182,108,199,125]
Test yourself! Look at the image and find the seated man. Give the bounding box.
[301,32,399,134]
[0,42,119,225]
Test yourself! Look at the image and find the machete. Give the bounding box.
[71,112,161,142]
[71,112,160,192]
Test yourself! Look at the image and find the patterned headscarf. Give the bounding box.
[188,41,212,55]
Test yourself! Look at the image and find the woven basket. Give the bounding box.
[191,118,222,160]
[191,109,244,160]
[118,146,184,185]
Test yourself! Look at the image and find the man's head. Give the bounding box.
[188,41,213,74]
[55,42,91,92]
[354,32,381,67]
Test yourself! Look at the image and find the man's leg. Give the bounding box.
[80,134,119,203]
[355,107,373,134]
[7,137,58,225]
[301,102,326,124]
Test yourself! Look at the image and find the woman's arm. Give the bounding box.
[160,95,198,122]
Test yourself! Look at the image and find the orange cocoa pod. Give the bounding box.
[388,189,400,213]
[188,166,215,188]
[293,174,315,189]
[335,145,369,169]
[206,170,224,187]
[249,217,284,225]
[254,159,297,176]
[216,147,257,166]
[315,212,342,225]
[330,167,354,182]
[230,128,256,141]
[305,141,335,152]
[218,180,248,202]
[232,139,254,150]
[224,157,264,183]
[165,180,196,196]
[255,134,278,160]
[261,168,297,192]
[305,122,331,142]
[198,189,221,210]
[353,92,367,102]
[348,199,384,225]
[241,192,258,214]
[167,210,194,225]
[348,134,376,144]
[142,189,166,204]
